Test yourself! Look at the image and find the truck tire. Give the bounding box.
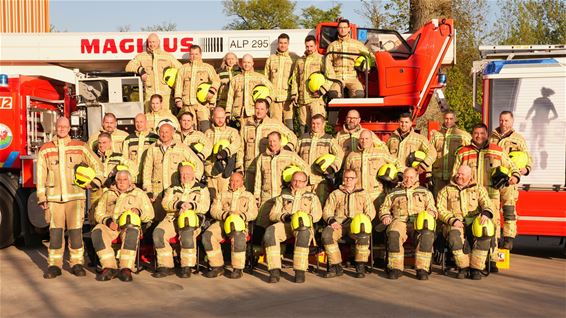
[0,173,19,248]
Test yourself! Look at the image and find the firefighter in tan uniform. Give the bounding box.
[336,109,385,155]
[264,171,322,283]
[175,111,213,162]
[37,117,103,279]
[226,54,274,124]
[264,33,297,129]
[254,131,308,228]
[174,45,221,132]
[489,111,533,250]
[87,112,129,154]
[453,123,520,272]
[216,52,241,109]
[324,19,370,98]
[437,165,496,280]
[143,120,204,221]
[379,168,438,280]
[321,169,376,278]
[387,113,437,176]
[431,111,471,195]
[241,99,298,191]
[121,113,159,185]
[296,114,344,204]
[91,170,154,282]
[204,107,243,198]
[153,164,211,278]
[202,172,257,279]
[125,33,182,112]
[146,94,180,133]
[291,35,327,134]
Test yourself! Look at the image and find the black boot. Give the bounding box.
[295,270,306,283]
[268,269,281,283]
[71,264,86,277]
[96,268,117,281]
[457,267,469,279]
[153,267,174,278]
[118,268,133,282]
[387,268,402,280]
[489,261,499,273]
[44,266,62,279]
[501,237,514,250]
[323,264,344,278]
[205,266,224,278]
[470,269,482,280]
[178,266,192,278]
[230,269,243,279]
[416,269,429,280]
[355,263,366,278]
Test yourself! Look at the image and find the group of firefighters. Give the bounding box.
[36,18,532,284]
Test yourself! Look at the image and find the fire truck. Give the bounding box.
[472,45,566,239]
[0,19,455,248]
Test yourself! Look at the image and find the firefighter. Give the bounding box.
[204,107,243,199]
[203,172,257,279]
[153,163,211,278]
[143,120,204,222]
[125,33,182,112]
[174,45,220,132]
[264,33,297,129]
[379,168,438,280]
[37,117,103,279]
[146,94,180,133]
[87,112,129,154]
[324,18,370,99]
[254,131,308,228]
[241,99,298,191]
[175,111,213,163]
[216,52,241,109]
[430,111,471,196]
[321,169,376,278]
[437,165,496,280]
[291,35,328,134]
[453,123,520,272]
[264,171,322,283]
[387,113,437,177]
[226,54,274,124]
[336,109,385,155]
[91,170,154,282]
[121,113,159,185]
[296,114,344,204]
[344,129,400,206]
[489,111,533,250]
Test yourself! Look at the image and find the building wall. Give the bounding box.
[1,0,50,33]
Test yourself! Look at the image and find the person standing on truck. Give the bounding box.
[122,113,159,186]
[489,111,533,250]
[216,52,241,109]
[453,123,520,272]
[37,117,103,279]
[324,18,370,99]
[291,35,328,134]
[336,109,384,155]
[430,111,471,196]
[174,45,220,132]
[174,111,213,163]
[126,33,182,112]
[87,112,129,154]
[264,33,298,130]
[146,94,180,133]
[226,54,274,125]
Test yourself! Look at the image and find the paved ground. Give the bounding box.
[1,236,565,318]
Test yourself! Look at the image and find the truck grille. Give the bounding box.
[199,37,223,53]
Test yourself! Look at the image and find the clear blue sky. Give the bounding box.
[50,0,369,32]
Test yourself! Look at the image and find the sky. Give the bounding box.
[50,0,369,32]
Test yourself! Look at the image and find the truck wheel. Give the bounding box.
[0,173,18,248]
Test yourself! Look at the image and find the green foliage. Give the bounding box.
[223,0,298,30]
[299,4,342,29]
[140,22,177,32]
[358,0,410,31]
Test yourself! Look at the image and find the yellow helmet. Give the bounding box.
[350,214,372,235]
[354,55,374,72]
[179,161,196,170]
[213,139,230,155]
[509,151,528,169]
[191,142,205,154]
[491,166,511,189]
[413,211,436,231]
[74,165,96,188]
[224,214,246,235]
[252,84,270,102]
[472,216,495,238]
[307,72,326,93]
[163,67,178,88]
[177,209,200,229]
[282,165,302,183]
[280,134,289,147]
[291,211,312,231]
[314,154,336,174]
[196,82,212,104]
[407,150,427,168]
[118,210,141,228]
[377,163,398,184]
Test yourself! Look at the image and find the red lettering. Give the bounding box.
[81,39,100,54]
[163,37,177,53]
[137,38,144,53]
[180,37,193,53]
[119,39,134,53]
[102,39,118,54]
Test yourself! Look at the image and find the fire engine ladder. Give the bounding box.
[24,96,60,157]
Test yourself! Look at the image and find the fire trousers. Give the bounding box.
[47,200,85,268]
[202,221,248,269]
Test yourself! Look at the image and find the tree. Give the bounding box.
[118,25,131,32]
[409,0,451,31]
[223,0,298,30]
[358,0,410,31]
[299,4,342,29]
[140,22,177,32]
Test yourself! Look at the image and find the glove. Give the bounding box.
[189,144,201,155]
[216,149,228,160]
[326,166,336,175]
[283,214,292,222]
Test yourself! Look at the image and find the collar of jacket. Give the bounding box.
[180,129,195,137]
[213,124,227,132]
[146,48,164,55]
[356,143,373,152]
[450,178,477,190]
[471,141,489,150]
[53,135,71,145]
[182,181,197,189]
[97,148,115,159]
[338,185,363,194]
[189,59,204,66]
[276,50,290,57]
[310,131,325,138]
[266,148,281,157]
[394,128,413,140]
[290,187,309,196]
[337,35,352,42]
[157,139,177,148]
[109,184,136,195]
[494,127,514,138]
[400,182,420,190]
[342,124,362,134]
[229,186,245,194]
